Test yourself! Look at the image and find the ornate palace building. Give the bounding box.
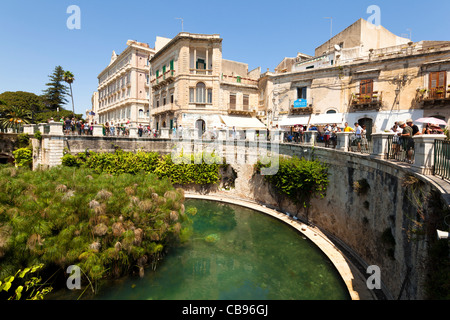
[95,38,170,127]
[149,32,265,136]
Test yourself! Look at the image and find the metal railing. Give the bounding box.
[385,135,415,164]
[434,139,450,180]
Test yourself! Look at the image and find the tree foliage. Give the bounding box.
[0,105,32,130]
[42,66,70,111]
[0,91,45,114]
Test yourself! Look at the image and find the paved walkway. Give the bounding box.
[184,192,377,300]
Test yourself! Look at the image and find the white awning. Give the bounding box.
[279,115,311,126]
[279,113,344,127]
[220,115,267,129]
[311,113,345,125]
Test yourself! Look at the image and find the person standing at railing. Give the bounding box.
[422,123,432,134]
[399,121,414,163]
[354,123,363,153]
[390,123,402,158]
[110,122,115,137]
[406,119,421,136]
[361,125,369,152]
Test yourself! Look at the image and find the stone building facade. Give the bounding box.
[149,32,264,137]
[262,18,450,135]
[96,40,157,127]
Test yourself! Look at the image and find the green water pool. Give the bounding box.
[58,199,350,300]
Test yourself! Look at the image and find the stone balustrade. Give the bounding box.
[19,123,450,177]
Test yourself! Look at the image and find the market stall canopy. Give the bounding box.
[220,115,267,129]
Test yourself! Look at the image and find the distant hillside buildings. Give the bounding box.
[91,18,450,136]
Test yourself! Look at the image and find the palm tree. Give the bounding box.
[0,105,32,132]
[64,71,75,116]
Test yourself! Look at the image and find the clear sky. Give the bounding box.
[0,0,449,116]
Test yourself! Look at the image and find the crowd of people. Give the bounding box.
[389,118,443,163]
[284,122,369,152]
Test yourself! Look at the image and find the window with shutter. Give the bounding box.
[429,71,447,98]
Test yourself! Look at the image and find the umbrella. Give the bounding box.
[414,117,447,126]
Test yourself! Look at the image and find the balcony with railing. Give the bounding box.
[350,92,383,110]
[418,85,450,106]
[221,74,259,88]
[227,103,256,116]
[151,70,176,90]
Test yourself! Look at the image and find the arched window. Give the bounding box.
[139,109,144,118]
[196,82,206,103]
[326,109,337,114]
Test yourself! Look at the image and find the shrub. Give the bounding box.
[256,156,329,208]
[61,154,81,167]
[12,148,32,168]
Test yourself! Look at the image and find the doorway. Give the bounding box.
[196,119,206,139]
[358,118,373,141]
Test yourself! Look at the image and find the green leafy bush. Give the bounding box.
[255,156,329,209]
[12,148,32,168]
[67,150,221,186]
[0,264,52,300]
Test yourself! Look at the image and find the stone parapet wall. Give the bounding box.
[32,135,447,299]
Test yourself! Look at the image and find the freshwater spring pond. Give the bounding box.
[58,199,350,300]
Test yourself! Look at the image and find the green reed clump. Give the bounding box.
[63,149,221,186]
[0,165,193,290]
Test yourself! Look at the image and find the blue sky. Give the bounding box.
[0,0,449,116]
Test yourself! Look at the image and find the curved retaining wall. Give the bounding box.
[39,136,449,299]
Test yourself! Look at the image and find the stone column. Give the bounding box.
[370,132,394,159]
[48,122,63,136]
[336,132,352,151]
[160,128,170,139]
[411,134,446,175]
[246,130,256,141]
[23,125,33,135]
[303,131,317,146]
[38,123,46,134]
[129,127,138,138]
[92,125,104,137]
[218,129,227,141]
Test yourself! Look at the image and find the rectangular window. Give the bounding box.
[360,79,373,95]
[190,88,195,103]
[170,60,174,74]
[207,89,212,104]
[197,59,206,70]
[230,93,236,110]
[171,94,174,104]
[243,95,249,111]
[429,71,447,98]
[297,87,307,100]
